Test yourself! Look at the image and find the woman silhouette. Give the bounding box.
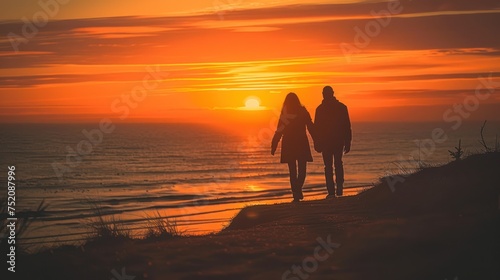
[271,93,314,202]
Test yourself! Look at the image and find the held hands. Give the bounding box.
[313,141,322,153]
[344,144,351,154]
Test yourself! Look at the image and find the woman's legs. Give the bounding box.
[288,160,306,200]
[287,161,297,196]
[296,160,307,195]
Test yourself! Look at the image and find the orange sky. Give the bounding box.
[1,0,500,124]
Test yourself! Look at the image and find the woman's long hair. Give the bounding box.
[276,93,302,133]
[281,92,302,115]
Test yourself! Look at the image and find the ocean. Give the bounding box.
[1,121,499,249]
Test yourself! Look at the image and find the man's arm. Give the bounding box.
[344,106,352,154]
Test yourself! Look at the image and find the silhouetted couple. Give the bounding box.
[271,86,352,202]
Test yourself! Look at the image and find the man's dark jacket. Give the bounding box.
[314,97,352,152]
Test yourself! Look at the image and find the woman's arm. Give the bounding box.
[271,132,282,155]
[271,114,285,155]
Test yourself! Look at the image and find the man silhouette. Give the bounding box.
[314,86,352,198]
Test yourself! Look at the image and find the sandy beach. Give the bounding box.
[8,152,498,280]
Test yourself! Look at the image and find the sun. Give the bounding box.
[244,96,261,110]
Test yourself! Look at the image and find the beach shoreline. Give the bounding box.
[19,183,373,250]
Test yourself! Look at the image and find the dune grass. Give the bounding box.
[85,199,183,244]
[0,199,48,253]
[144,210,184,240]
[85,200,131,243]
